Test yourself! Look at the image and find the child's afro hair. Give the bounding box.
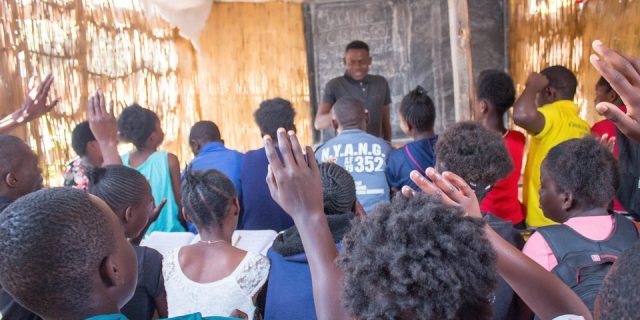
[436,121,512,199]
[339,193,497,320]
[543,137,619,209]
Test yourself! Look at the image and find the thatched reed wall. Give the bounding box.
[196,2,310,152]
[0,0,309,186]
[0,0,199,186]
[509,0,640,125]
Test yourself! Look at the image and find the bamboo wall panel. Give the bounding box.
[0,0,198,186]
[509,0,640,125]
[196,2,311,151]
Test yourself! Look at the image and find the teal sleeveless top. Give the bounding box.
[122,151,184,234]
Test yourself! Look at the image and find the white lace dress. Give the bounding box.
[162,249,270,319]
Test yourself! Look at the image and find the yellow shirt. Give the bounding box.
[523,100,590,227]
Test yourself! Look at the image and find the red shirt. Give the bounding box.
[591,105,627,211]
[481,130,526,224]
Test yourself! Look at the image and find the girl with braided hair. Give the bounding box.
[162,167,269,319]
[264,162,360,320]
[87,165,168,319]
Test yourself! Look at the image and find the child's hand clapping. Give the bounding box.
[402,167,482,218]
[264,128,324,220]
[591,40,640,142]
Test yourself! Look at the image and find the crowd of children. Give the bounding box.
[0,39,639,320]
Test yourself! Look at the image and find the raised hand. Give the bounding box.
[590,40,640,142]
[264,128,324,220]
[15,74,59,123]
[1,74,59,134]
[263,128,349,320]
[87,90,122,165]
[402,167,481,218]
[598,133,616,153]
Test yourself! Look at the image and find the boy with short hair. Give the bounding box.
[240,98,296,231]
[513,66,590,227]
[315,97,391,213]
[0,188,138,319]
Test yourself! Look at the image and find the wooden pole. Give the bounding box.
[448,0,474,121]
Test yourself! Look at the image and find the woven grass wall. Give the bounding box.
[509,0,640,125]
[0,0,310,186]
[196,2,311,152]
[0,0,199,186]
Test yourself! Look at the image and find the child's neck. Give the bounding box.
[411,130,435,141]
[482,115,507,135]
[198,227,233,244]
[564,207,610,221]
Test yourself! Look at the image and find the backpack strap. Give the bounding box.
[404,144,425,173]
[537,214,639,287]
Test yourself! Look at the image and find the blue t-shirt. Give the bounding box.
[264,249,315,320]
[316,129,391,213]
[385,136,438,191]
[188,142,244,192]
[239,147,294,231]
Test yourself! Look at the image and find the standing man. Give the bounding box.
[315,40,392,141]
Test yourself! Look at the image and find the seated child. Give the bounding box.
[474,70,526,226]
[340,193,497,319]
[315,97,392,213]
[118,104,184,233]
[0,188,139,319]
[261,128,592,320]
[0,135,44,319]
[64,121,104,190]
[385,86,438,193]
[240,98,296,231]
[265,162,357,320]
[434,121,527,319]
[592,76,627,213]
[0,188,240,320]
[523,137,639,311]
[87,165,168,319]
[163,167,270,319]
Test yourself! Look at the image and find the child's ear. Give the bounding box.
[98,255,121,288]
[607,90,619,104]
[560,192,574,211]
[231,197,241,216]
[123,207,134,223]
[5,173,18,188]
[182,208,192,224]
[331,119,339,131]
[479,99,489,114]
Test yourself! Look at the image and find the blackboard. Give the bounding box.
[304,0,507,143]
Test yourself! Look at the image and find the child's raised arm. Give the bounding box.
[87,90,122,166]
[263,128,350,320]
[404,168,593,320]
[0,74,59,134]
[591,40,640,143]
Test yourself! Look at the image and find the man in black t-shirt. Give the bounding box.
[314,40,392,141]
